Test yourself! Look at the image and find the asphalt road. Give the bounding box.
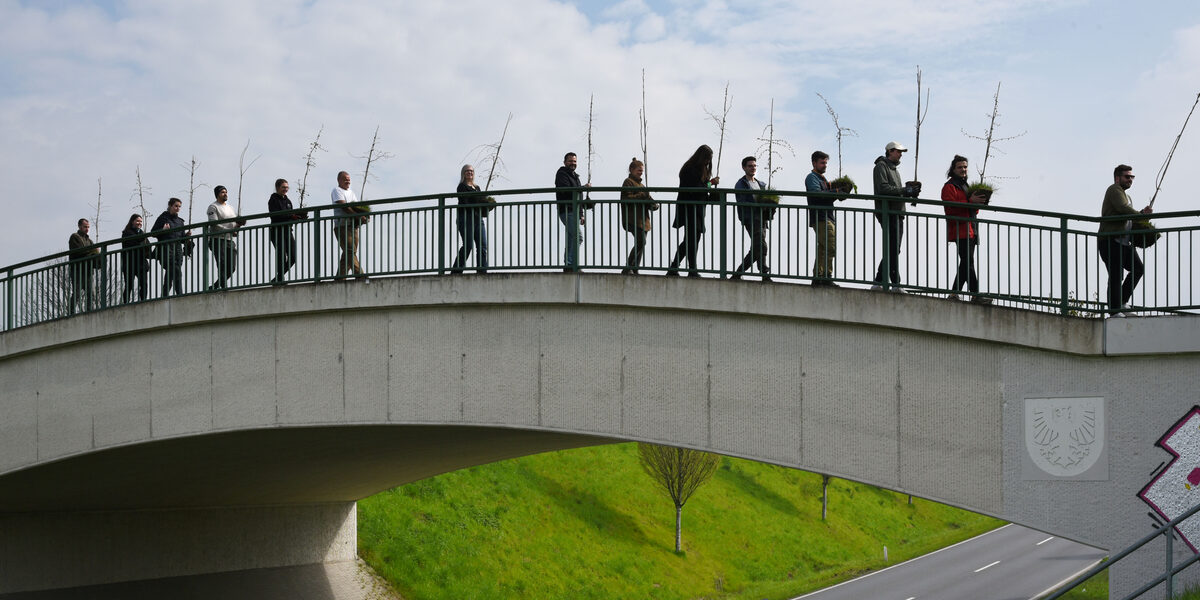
[792,524,1107,600]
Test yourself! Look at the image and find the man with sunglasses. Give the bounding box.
[1098,164,1152,316]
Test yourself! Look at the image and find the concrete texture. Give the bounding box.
[0,273,1196,598]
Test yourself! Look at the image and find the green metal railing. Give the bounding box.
[1044,500,1200,599]
[2,186,1197,331]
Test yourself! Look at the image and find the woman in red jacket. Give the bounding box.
[942,155,991,304]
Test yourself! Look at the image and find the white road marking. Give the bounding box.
[1036,536,1054,546]
[788,524,1012,599]
[905,597,916,600]
[975,560,1001,573]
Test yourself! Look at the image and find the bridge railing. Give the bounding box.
[2,187,1198,331]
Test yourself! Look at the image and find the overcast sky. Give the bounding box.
[1,0,1197,269]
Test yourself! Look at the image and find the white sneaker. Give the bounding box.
[890,287,907,294]
[871,284,884,291]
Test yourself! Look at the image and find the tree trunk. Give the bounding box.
[822,474,830,521]
[675,504,682,552]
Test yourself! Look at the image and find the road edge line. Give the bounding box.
[1028,558,1107,600]
[788,523,1013,600]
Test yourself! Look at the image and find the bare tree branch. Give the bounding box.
[913,66,931,182]
[299,125,326,207]
[131,166,152,223]
[1150,92,1200,208]
[180,155,207,223]
[755,98,795,189]
[961,82,1026,182]
[704,82,732,177]
[639,68,649,185]
[90,178,103,241]
[816,93,858,178]
[354,125,395,201]
[237,139,261,214]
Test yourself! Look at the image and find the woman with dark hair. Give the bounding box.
[942,155,990,304]
[620,157,657,274]
[120,213,151,303]
[667,145,720,277]
[450,164,488,273]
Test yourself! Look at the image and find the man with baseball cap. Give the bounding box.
[871,141,921,290]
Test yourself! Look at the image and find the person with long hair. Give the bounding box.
[120,213,151,302]
[667,145,720,277]
[942,155,990,304]
[450,164,489,273]
[619,157,656,274]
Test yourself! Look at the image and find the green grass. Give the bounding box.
[358,443,1002,600]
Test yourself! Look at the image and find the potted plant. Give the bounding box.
[830,176,857,195]
[966,181,994,204]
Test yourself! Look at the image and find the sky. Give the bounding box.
[1,0,1198,269]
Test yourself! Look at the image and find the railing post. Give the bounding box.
[1166,526,1174,599]
[437,197,446,275]
[1059,217,1070,315]
[201,229,210,291]
[571,190,581,272]
[5,268,13,331]
[718,189,727,278]
[880,198,892,291]
[312,209,322,282]
[98,244,109,310]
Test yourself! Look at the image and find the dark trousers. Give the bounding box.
[874,214,904,285]
[670,221,704,275]
[951,236,979,293]
[68,263,94,314]
[625,228,647,271]
[451,218,488,273]
[1098,238,1144,311]
[270,226,297,283]
[208,238,237,290]
[160,246,183,297]
[736,222,769,274]
[122,261,148,303]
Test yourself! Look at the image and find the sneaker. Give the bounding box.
[729,272,742,281]
[946,294,960,301]
[871,284,884,291]
[969,295,992,305]
[687,271,702,278]
[761,275,773,282]
[664,270,680,277]
[890,287,907,294]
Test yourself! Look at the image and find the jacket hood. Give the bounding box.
[875,155,899,167]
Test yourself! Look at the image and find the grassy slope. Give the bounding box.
[358,443,1002,600]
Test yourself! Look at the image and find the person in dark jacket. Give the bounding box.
[151,197,190,297]
[619,157,656,274]
[667,145,720,277]
[67,218,101,314]
[120,214,151,303]
[941,156,991,304]
[554,152,590,270]
[805,150,840,286]
[732,156,771,280]
[268,179,305,284]
[1098,164,1153,316]
[871,141,921,290]
[451,164,489,273]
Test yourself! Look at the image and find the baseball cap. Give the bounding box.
[885,141,908,152]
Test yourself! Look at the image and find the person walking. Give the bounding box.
[450,164,489,273]
[667,145,720,277]
[941,155,991,304]
[619,158,656,274]
[120,214,151,303]
[1098,164,1152,316]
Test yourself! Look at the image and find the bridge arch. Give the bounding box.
[1,273,1197,598]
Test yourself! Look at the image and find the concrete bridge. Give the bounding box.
[2,273,1198,598]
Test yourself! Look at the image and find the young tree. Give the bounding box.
[705,82,732,178]
[298,125,327,207]
[131,166,152,222]
[237,139,261,214]
[961,82,1026,182]
[816,93,858,178]
[468,113,512,193]
[180,155,206,223]
[637,443,720,552]
[1149,92,1200,209]
[639,68,649,185]
[755,98,795,188]
[356,125,395,202]
[913,66,931,183]
[90,178,103,241]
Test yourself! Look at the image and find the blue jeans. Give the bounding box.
[451,218,488,272]
[559,208,582,268]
